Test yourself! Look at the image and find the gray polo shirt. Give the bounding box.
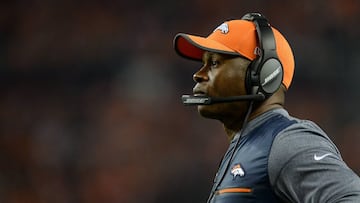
[251,108,360,202]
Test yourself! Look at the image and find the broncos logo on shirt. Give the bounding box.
[231,164,245,179]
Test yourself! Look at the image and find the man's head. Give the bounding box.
[173,13,294,126]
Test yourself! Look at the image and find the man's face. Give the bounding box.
[192,51,251,121]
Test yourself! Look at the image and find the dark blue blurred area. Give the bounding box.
[0,0,359,202]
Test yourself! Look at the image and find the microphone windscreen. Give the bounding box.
[181,95,211,105]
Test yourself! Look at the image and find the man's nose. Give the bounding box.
[193,67,209,83]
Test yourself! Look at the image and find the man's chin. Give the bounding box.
[197,105,220,120]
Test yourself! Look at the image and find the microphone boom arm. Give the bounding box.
[181,94,265,105]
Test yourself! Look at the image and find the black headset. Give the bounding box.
[241,13,283,99]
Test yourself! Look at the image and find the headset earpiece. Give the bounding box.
[241,13,284,99]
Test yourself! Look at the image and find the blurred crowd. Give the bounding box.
[0,0,359,202]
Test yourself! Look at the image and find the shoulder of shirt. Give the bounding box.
[267,108,342,169]
[275,108,333,143]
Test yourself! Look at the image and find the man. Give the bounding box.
[173,13,360,202]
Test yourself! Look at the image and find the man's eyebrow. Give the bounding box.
[203,52,239,62]
[202,52,212,60]
[203,52,221,61]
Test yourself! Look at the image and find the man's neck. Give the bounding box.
[223,103,284,141]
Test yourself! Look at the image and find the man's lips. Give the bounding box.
[193,87,207,96]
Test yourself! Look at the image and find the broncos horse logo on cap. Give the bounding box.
[213,23,229,34]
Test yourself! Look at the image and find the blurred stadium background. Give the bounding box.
[0,0,359,202]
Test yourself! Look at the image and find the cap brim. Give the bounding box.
[173,33,239,61]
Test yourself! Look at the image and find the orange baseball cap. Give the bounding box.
[173,19,295,89]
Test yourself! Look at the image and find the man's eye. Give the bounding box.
[210,60,219,68]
